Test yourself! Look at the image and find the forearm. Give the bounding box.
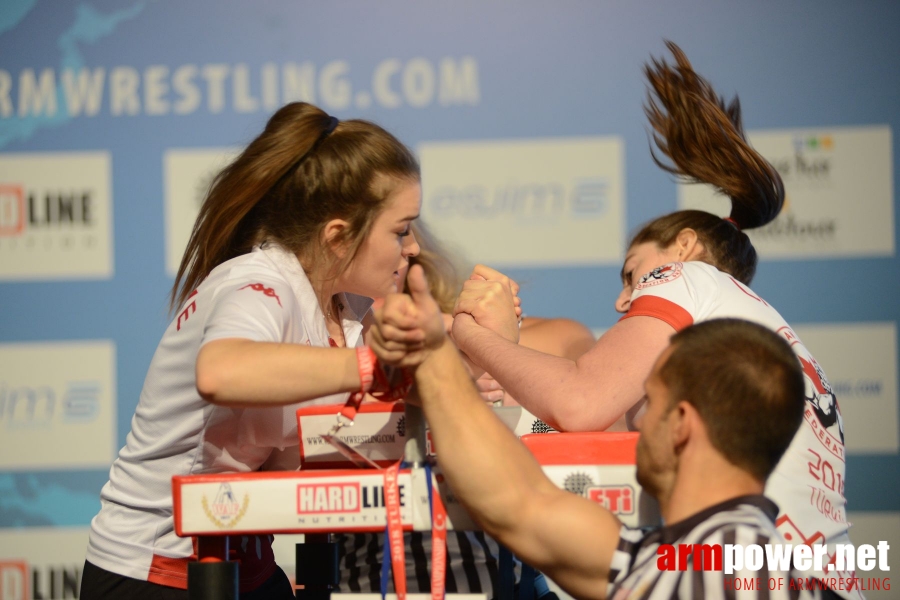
[370,273,618,595]
[456,326,607,431]
[457,316,671,432]
[456,347,486,380]
[416,341,559,534]
[417,340,619,596]
[196,339,359,407]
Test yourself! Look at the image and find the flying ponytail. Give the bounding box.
[631,41,786,284]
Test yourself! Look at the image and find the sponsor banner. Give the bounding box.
[296,403,407,469]
[0,152,113,280]
[0,341,116,470]
[792,323,898,454]
[175,462,652,534]
[163,147,239,276]
[0,526,89,600]
[419,136,625,267]
[678,126,894,259]
[295,405,552,468]
[4,57,480,120]
[175,471,416,534]
[541,464,652,529]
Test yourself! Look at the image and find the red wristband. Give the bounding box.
[356,346,378,393]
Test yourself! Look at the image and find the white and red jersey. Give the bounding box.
[621,261,862,600]
[85,242,371,591]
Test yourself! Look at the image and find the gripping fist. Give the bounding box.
[367,264,446,369]
[452,264,521,344]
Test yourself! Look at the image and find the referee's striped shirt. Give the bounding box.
[337,531,517,596]
[608,495,832,599]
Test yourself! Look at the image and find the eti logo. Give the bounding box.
[587,485,635,515]
[297,483,361,514]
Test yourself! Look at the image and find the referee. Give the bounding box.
[370,267,839,600]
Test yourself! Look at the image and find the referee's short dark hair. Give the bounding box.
[658,318,805,481]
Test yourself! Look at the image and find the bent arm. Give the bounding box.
[454,316,675,431]
[196,339,360,407]
[416,337,620,600]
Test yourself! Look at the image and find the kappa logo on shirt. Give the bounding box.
[239,283,283,307]
[635,262,683,289]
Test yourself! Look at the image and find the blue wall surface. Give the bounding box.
[0,0,898,591]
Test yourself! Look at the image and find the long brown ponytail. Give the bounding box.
[634,41,785,284]
[171,102,419,310]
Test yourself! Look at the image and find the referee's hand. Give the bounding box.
[367,265,446,368]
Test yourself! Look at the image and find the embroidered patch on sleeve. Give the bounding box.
[635,262,683,290]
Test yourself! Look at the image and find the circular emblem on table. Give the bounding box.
[202,483,249,529]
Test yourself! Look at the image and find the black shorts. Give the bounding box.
[79,560,295,600]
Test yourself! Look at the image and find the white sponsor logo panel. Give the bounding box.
[0,152,113,280]
[792,323,898,453]
[0,341,117,470]
[163,147,240,276]
[419,137,625,266]
[296,405,553,469]
[297,404,406,468]
[177,472,415,534]
[540,464,651,529]
[0,527,90,600]
[678,126,894,259]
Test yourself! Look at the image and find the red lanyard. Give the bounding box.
[383,463,407,600]
[330,345,414,429]
[381,462,448,600]
[323,344,442,598]
[430,471,448,600]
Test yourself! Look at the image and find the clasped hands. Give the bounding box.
[366,263,521,371]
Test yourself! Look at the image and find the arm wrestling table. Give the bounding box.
[172,404,659,599]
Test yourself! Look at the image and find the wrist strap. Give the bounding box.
[357,346,378,394]
[333,349,414,434]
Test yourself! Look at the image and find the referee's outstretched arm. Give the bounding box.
[371,266,622,600]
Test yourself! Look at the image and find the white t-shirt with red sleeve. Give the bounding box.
[85,242,371,592]
[621,261,862,600]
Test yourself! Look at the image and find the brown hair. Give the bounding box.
[632,41,785,284]
[659,318,804,481]
[171,102,420,309]
[404,220,462,314]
